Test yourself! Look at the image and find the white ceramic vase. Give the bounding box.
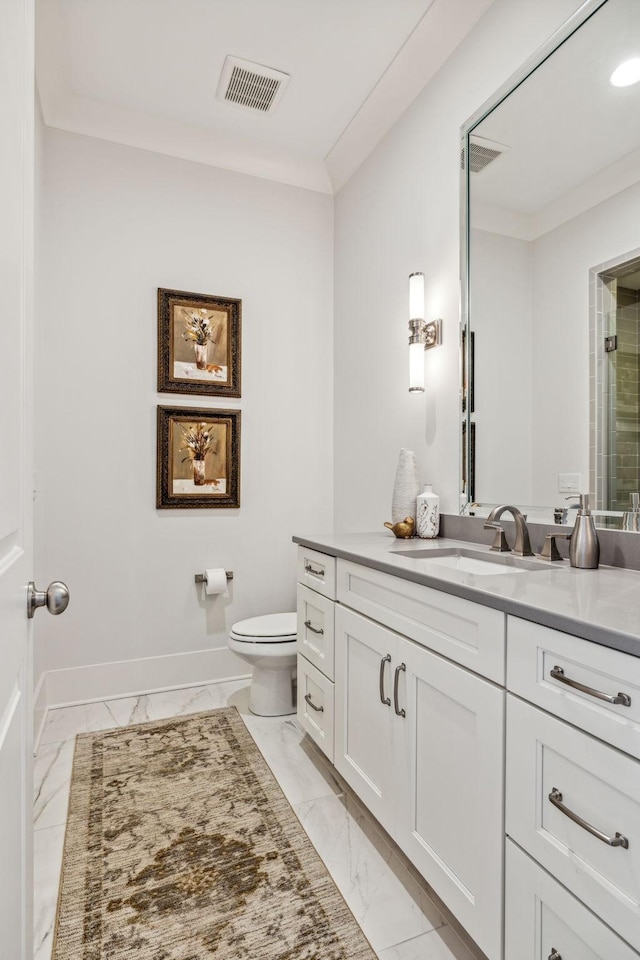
[416,484,440,538]
[391,449,420,523]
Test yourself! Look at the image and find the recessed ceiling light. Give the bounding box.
[610,58,640,87]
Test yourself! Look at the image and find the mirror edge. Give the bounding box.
[459,0,609,516]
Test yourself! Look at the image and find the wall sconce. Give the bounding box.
[408,272,442,393]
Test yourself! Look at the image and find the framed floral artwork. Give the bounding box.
[156,406,241,509]
[157,288,241,397]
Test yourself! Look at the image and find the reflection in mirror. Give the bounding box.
[461,0,640,529]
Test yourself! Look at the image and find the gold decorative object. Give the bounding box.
[384,517,415,538]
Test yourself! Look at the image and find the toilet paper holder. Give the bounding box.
[194,571,234,583]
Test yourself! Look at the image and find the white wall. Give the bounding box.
[35,0,592,702]
[35,129,333,703]
[471,230,533,505]
[532,179,640,507]
[468,179,640,512]
[333,0,583,529]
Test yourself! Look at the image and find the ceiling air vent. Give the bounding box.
[461,135,509,173]
[216,56,290,114]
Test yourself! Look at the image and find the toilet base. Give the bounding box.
[249,664,296,716]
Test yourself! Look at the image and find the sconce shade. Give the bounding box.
[407,271,441,393]
[409,272,425,319]
[409,272,425,392]
[409,341,426,392]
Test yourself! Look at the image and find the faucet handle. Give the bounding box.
[484,521,511,553]
[538,533,570,562]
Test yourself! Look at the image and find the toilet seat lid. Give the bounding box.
[231,612,297,642]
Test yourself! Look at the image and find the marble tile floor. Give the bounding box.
[34,679,479,960]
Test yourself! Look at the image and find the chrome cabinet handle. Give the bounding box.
[549,788,629,849]
[304,619,324,636]
[550,665,631,707]
[393,663,406,717]
[548,950,562,960]
[304,693,324,713]
[27,581,70,619]
[304,563,325,577]
[379,654,391,706]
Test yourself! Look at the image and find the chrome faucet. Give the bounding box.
[484,504,534,556]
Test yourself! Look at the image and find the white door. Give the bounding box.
[0,1,35,957]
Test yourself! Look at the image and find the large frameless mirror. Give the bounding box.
[461,0,640,529]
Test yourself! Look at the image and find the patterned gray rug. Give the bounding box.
[52,707,376,959]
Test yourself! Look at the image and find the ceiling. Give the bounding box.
[35,0,494,194]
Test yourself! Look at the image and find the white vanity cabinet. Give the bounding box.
[296,547,336,761]
[295,539,640,960]
[505,616,640,957]
[505,840,639,960]
[334,565,506,960]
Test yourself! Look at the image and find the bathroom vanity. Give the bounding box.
[294,532,640,960]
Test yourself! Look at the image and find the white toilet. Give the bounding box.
[228,612,297,716]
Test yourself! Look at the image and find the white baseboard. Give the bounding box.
[43,646,249,709]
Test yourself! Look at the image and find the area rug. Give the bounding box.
[52,707,377,960]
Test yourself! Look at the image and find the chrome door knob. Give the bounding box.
[27,581,70,619]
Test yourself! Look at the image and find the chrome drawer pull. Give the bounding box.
[550,665,631,707]
[548,950,562,960]
[304,563,325,577]
[394,663,406,717]
[379,654,391,706]
[549,788,629,849]
[304,619,324,636]
[304,693,324,713]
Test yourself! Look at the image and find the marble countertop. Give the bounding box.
[293,531,640,658]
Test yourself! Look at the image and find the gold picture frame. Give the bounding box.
[156,406,241,509]
[157,288,241,397]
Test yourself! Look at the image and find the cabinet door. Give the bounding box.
[506,695,640,954]
[334,606,397,834]
[297,654,334,762]
[297,546,336,599]
[506,840,638,960]
[297,583,335,680]
[397,637,505,960]
[507,616,640,761]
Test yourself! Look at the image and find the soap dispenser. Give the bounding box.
[569,493,599,569]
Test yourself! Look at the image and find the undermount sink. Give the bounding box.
[391,547,550,576]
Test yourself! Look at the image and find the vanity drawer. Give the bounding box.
[296,654,334,762]
[297,584,335,680]
[507,617,640,760]
[506,694,640,952]
[505,840,639,960]
[337,559,506,682]
[297,546,336,600]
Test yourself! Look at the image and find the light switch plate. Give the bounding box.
[558,472,581,493]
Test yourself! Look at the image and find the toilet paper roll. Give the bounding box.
[204,568,229,598]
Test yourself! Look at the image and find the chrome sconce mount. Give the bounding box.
[410,318,442,349]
